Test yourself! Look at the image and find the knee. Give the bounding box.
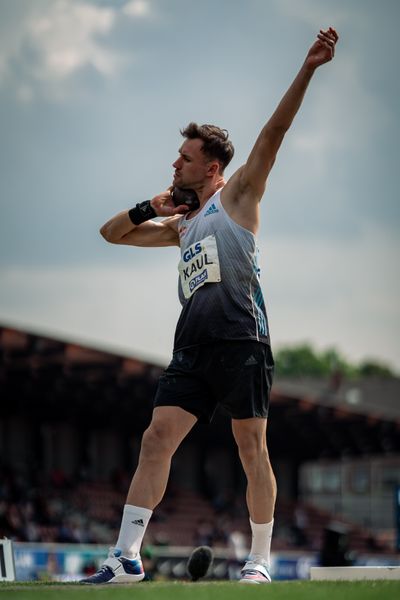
[236,435,268,471]
[140,422,175,460]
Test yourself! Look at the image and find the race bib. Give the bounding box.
[178,234,221,299]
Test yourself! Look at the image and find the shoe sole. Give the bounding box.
[239,578,270,584]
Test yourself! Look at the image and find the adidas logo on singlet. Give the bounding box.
[204,203,219,217]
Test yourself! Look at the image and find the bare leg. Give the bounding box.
[231,417,276,523]
[80,406,198,583]
[127,406,198,509]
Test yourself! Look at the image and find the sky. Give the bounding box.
[0,0,399,371]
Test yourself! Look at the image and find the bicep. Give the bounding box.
[115,219,180,247]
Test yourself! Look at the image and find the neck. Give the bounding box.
[196,176,225,206]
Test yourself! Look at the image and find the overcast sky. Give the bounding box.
[0,0,399,371]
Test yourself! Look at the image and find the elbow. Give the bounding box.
[264,123,288,140]
[99,224,117,244]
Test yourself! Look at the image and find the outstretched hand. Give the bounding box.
[150,188,189,217]
[305,27,339,69]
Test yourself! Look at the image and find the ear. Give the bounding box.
[207,160,220,177]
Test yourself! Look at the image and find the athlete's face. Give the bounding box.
[172,138,211,189]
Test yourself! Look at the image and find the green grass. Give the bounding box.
[0,581,400,600]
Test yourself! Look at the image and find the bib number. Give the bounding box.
[178,234,221,299]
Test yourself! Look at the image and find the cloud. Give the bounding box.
[123,0,151,18]
[27,1,118,79]
[0,0,154,102]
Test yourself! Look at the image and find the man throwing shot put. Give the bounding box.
[81,27,338,585]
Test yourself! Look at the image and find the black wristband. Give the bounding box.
[128,200,157,225]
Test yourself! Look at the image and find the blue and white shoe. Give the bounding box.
[80,548,145,584]
[239,557,271,584]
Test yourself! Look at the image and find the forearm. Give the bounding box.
[242,62,316,191]
[265,62,315,134]
[100,210,135,243]
[100,202,180,247]
[100,189,188,244]
[100,197,159,243]
[244,62,316,182]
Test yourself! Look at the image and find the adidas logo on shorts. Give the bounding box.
[245,354,258,366]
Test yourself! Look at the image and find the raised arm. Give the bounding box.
[100,189,188,247]
[237,27,339,201]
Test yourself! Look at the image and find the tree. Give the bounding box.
[274,343,395,378]
[358,361,394,378]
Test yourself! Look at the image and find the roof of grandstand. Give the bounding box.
[1,324,399,460]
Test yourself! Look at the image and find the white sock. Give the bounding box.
[115,504,153,558]
[249,518,274,567]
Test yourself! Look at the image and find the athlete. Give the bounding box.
[81,27,338,585]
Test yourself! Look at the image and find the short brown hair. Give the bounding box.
[180,122,234,173]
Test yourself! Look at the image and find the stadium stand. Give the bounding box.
[1,324,399,557]
[0,462,391,555]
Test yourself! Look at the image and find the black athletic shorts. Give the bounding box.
[154,340,274,424]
